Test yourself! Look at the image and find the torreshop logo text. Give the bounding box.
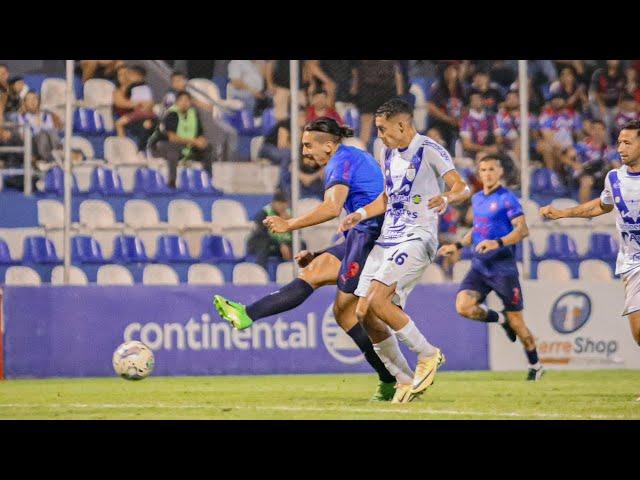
[123,313,317,351]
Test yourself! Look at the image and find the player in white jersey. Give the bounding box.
[340,99,471,402]
[541,120,640,400]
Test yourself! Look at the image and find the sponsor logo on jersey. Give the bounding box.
[412,194,422,204]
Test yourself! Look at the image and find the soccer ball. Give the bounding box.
[112,341,155,380]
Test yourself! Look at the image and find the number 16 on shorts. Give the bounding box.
[387,249,409,265]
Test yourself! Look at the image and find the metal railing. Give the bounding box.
[0,123,33,196]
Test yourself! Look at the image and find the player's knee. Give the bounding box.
[298,269,320,289]
[455,296,474,318]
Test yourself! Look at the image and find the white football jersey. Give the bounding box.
[376,133,455,245]
[600,165,640,275]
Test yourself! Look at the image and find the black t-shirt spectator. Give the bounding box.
[272,61,303,89]
[591,68,626,107]
[187,60,215,80]
[318,60,355,102]
[163,110,204,137]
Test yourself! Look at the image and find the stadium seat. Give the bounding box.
[123,200,164,229]
[0,227,45,261]
[261,108,276,136]
[585,233,618,261]
[4,266,41,286]
[178,168,216,195]
[0,238,15,264]
[250,136,265,162]
[41,78,73,120]
[104,136,145,165]
[133,168,171,195]
[155,235,196,263]
[78,200,123,230]
[142,264,180,285]
[64,136,95,160]
[72,235,106,263]
[168,200,210,230]
[97,264,134,285]
[522,199,544,228]
[343,107,360,135]
[276,262,295,285]
[83,79,115,131]
[44,166,79,196]
[187,263,225,285]
[420,264,446,284]
[536,260,572,282]
[51,265,89,285]
[22,236,60,264]
[232,262,270,285]
[112,235,149,263]
[542,233,580,260]
[579,260,613,281]
[37,199,64,229]
[116,165,141,193]
[200,235,239,262]
[452,260,472,283]
[88,167,125,196]
[530,168,567,196]
[211,199,251,226]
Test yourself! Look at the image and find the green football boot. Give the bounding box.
[213,295,254,330]
[370,380,397,402]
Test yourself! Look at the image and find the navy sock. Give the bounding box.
[346,323,396,384]
[526,348,539,366]
[246,278,314,321]
[485,309,499,323]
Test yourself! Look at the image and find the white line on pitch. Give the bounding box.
[0,403,628,419]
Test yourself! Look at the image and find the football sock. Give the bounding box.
[246,278,314,321]
[526,348,540,367]
[395,319,437,360]
[347,324,396,384]
[480,305,505,324]
[373,334,414,385]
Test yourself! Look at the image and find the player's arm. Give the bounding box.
[475,214,529,254]
[428,169,471,213]
[540,198,614,219]
[338,190,388,232]
[263,184,349,233]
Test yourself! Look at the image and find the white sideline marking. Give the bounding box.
[0,403,628,419]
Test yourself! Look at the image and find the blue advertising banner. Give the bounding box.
[2,285,488,378]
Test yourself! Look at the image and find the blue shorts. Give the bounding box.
[324,228,378,294]
[458,267,524,312]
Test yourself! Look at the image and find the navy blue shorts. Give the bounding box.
[324,228,378,294]
[458,267,524,312]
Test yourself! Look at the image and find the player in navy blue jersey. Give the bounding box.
[214,117,412,400]
[438,155,544,381]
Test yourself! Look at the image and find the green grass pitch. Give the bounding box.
[1,370,639,419]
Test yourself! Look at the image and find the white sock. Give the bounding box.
[395,319,437,360]
[374,335,413,385]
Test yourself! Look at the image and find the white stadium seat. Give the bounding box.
[276,262,295,285]
[37,199,64,229]
[420,263,446,284]
[41,78,74,120]
[522,199,544,228]
[104,136,145,165]
[168,199,215,257]
[0,227,45,260]
[142,264,179,285]
[187,263,225,285]
[536,260,572,282]
[83,79,116,131]
[4,266,41,286]
[124,200,165,229]
[51,266,89,285]
[97,265,134,285]
[579,260,613,281]
[78,200,124,258]
[211,199,251,226]
[65,136,95,160]
[233,262,270,285]
[452,260,472,283]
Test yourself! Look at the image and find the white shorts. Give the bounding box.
[622,266,640,316]
[354,236,437,309]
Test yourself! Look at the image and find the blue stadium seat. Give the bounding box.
[344,107,361,135]
[0,238,16,264]
[515,240,538,261]
[586,233,618,261]
[44,166,79,196]
[224,109,259,135]
[530,168,567,197]
[22,236,60,264]
[155,235,196,263]
[134,168,171,195]
[72,235,106,264]
[261,108,276,136]
[200,235,241,262]
[542,233,579,260]
[179,168,217,195]
[112,235,149,263]
[89,167,125,196]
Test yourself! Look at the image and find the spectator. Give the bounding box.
[17,91,63,166]
[80,60,125,83]
[496,89,541,164]
[562,119,619,203]
[428,63,466,151]
[149,91,213,189]
[489,60,517,90]
[114,65,158,150]
[305,89,343,124]
[459,91,501,159]
[307,61,356,119]
[266,60,308,121]
[438,204,463,276]
[227,60,267,118]
[246,191,294,269]
[0,63,9,125]
[161,71,189,113]
[614,93,639,136]
[352,60,403,149]
[590,60,626,133]
[469,69,504,113]
[426,126,446,147]
[624,66,640,103]
[538,92,583,171]
[549,66,588,113]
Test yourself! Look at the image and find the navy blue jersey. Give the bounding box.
[471,185,523,276]
[324,144,384,235]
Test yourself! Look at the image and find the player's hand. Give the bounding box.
[475,239,500,254]
[437,244,458,257]
[339,212,362,232]
[428,195,449,214]
[295,250,315,268]
[539,205,564,220]
[263,215,291,233]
